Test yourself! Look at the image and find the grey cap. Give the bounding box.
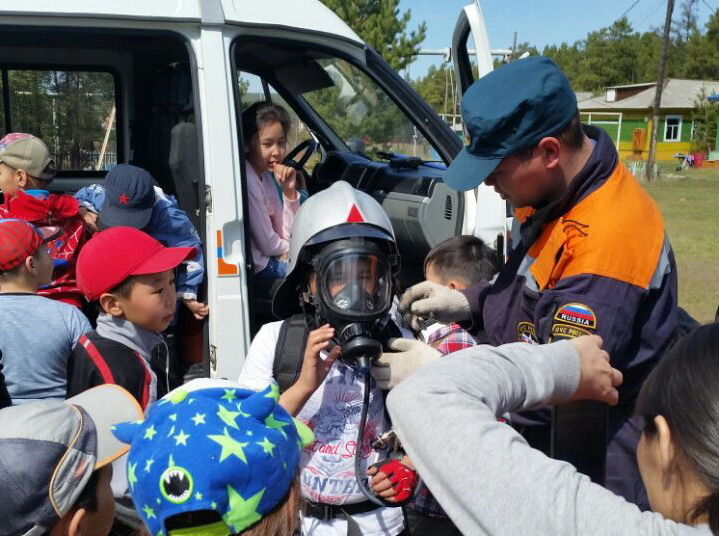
[0,133,57,181]
[0,385,144,536]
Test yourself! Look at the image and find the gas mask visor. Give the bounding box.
[314,239,394,324]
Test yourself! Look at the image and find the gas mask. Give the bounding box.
[305,238,397,372]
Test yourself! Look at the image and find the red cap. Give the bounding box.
[76,227,196,301]
[0,219,61,272]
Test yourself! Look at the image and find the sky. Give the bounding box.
[398,0,717,78]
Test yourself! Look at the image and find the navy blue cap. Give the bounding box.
[445,56,578,191]
[101,164,156,229]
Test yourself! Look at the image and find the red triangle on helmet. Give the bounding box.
[346,204,364,223]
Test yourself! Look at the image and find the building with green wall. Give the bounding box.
[578,79,719,162]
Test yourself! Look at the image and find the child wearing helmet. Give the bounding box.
[238,181,415,535]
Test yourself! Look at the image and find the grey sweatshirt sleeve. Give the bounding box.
[387,341,709,536]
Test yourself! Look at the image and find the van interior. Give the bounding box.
[0,25,464,341]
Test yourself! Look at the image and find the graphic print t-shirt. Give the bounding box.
[237,320,405,535]
[237,321,389,504]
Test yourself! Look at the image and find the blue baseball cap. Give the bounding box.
[112,379,314,536]
[101,164,156,229]
[444,56,578,191]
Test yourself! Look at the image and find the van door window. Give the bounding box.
[301,58,436,160]
[0,74,5,137]
[0,69,117,172]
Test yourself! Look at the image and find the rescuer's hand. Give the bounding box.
[399,281,471,331]
[372,338,441,390]
[566,335,623,406]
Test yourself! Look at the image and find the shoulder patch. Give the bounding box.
[554,303,597,330]
[517,321,539,344]
[552,323,591,340]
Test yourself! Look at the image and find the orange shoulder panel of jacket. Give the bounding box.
[530,162,665,290]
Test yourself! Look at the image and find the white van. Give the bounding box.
[0,0,505,380]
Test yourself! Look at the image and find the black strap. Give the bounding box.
[273,314,309,393]
[303,500,380,520]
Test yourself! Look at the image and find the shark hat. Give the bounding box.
[112,379,314,536]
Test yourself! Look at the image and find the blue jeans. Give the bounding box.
[255,256,287,279]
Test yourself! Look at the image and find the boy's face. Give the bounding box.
[82,465,115,536]
[32,244,54,287]
[109,270,177,333]
[309,257,378,298]
[51,465,115,536]
[425,262,468,291]
[0,162,22,195]
[247,120,287,174]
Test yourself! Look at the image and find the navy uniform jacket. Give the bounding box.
[461,126,678,508]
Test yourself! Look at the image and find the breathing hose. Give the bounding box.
[354,369,388,506]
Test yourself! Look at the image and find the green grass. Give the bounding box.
[643,167,719,323]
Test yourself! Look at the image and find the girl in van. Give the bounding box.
[388,325,719,536]
[241,101,301,280]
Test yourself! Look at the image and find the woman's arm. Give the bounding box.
[387,339,693,536]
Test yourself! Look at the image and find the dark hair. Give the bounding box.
[241,101,291,146]
[424,235,499,286]
[0,245,45,279]
[517,111,584,161]
[636,323,719,532]
[107,275,139,300]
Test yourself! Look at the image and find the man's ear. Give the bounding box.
[654,415,676,487]
[537,137,561,171]
[99,293,124,317]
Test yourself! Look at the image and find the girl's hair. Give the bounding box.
[241,101,291,146]
[241,479,300,536]
[636,322,719,532]
[158,478,301,536]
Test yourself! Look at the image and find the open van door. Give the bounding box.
[451,1,508,255]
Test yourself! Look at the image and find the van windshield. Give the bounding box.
[301,58,436,160]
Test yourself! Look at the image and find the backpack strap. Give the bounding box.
[273,314,310,393]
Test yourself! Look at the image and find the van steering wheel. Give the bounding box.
[283,138,318,173]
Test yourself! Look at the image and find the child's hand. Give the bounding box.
[273,164,298,200]
[367,456,417,503]
[296,324,340,394]
[183,299,209,320]
[78,207,99,233]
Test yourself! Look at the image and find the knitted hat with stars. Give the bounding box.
[112,379,314,536]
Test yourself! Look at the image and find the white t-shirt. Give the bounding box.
[238,320,405,536]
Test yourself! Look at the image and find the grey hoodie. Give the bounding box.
[387,341,711,536]
[95,312,169,404]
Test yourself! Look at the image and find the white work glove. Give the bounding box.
[371,338,441,390]
[399,281,471,332]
